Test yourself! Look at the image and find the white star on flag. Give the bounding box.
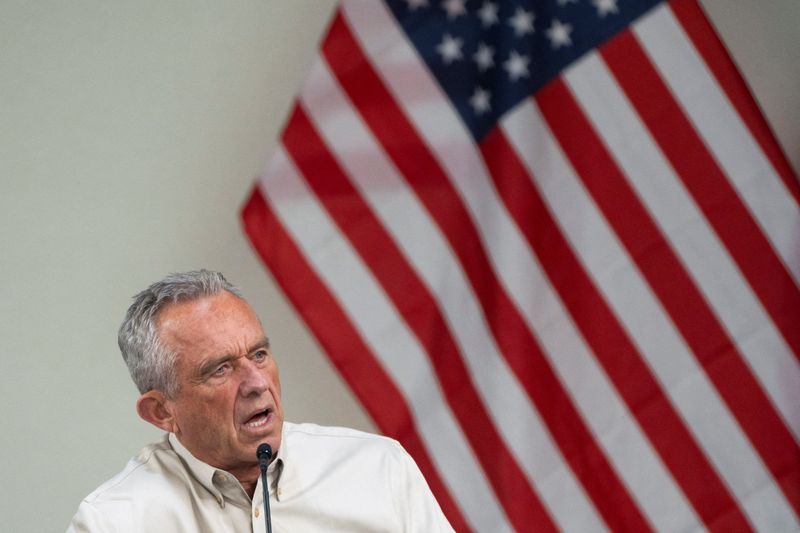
[469,87,491,114]
[405,0,429,10]
[546,19,573,48]
[436,33,463,64]
[503,49,530,81]
[508,7,535,37]
[477,1,499,27]
[592,0,619,17]
[473,42,495,71]
[441,0,467,19]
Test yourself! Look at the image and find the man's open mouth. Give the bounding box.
[244,408,271,428]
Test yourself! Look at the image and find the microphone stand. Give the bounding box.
[257,443,273,533]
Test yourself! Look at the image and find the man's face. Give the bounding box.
[156,291,283,476]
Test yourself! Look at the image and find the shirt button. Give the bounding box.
[254,507,261,518]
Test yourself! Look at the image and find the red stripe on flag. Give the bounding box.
[603,29,800,365]
[281,102,557,532]
[241,186,470,532]
[538,73,800,517]
[323,12,653,533]
[669,0,800,205]
[481,125,754,531]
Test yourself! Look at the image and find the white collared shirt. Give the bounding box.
[67,422,454,532]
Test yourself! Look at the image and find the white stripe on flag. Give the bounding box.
[635,4,800,285]
[258,147,512,532]
[502,99,798,532]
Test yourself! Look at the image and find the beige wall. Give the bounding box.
[0,1,796,531]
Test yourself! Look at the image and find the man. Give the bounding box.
[68,270,454,532]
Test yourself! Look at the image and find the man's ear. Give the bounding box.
[136,390,177,433]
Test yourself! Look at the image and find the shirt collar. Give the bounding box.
[167,431,288,505]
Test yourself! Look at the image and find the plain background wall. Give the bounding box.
[0,1,796,531]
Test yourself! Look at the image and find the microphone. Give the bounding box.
[256,443,273,533]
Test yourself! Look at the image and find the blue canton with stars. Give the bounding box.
[384,0,664,141]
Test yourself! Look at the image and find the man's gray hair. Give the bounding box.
[118,269,242,397]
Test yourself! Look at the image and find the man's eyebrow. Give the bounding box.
[249,337,271,353]
[196,354,237,378]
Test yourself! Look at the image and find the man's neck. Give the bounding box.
[240,478,258,499]
[228,465,261,499]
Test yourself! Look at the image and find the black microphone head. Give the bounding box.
[256,443,273,461]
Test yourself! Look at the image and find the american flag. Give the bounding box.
[242,0,800,530]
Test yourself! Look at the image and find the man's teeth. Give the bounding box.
[245,412,268,428]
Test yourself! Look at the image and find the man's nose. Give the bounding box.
[239,359,269,396]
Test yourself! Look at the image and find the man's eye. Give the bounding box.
[253,350,269,362]
[212,364,230,376]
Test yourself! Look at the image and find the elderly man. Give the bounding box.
[68,270,453,532]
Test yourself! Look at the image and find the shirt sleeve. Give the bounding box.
[66,501,116,533]
[392,443,456,533]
